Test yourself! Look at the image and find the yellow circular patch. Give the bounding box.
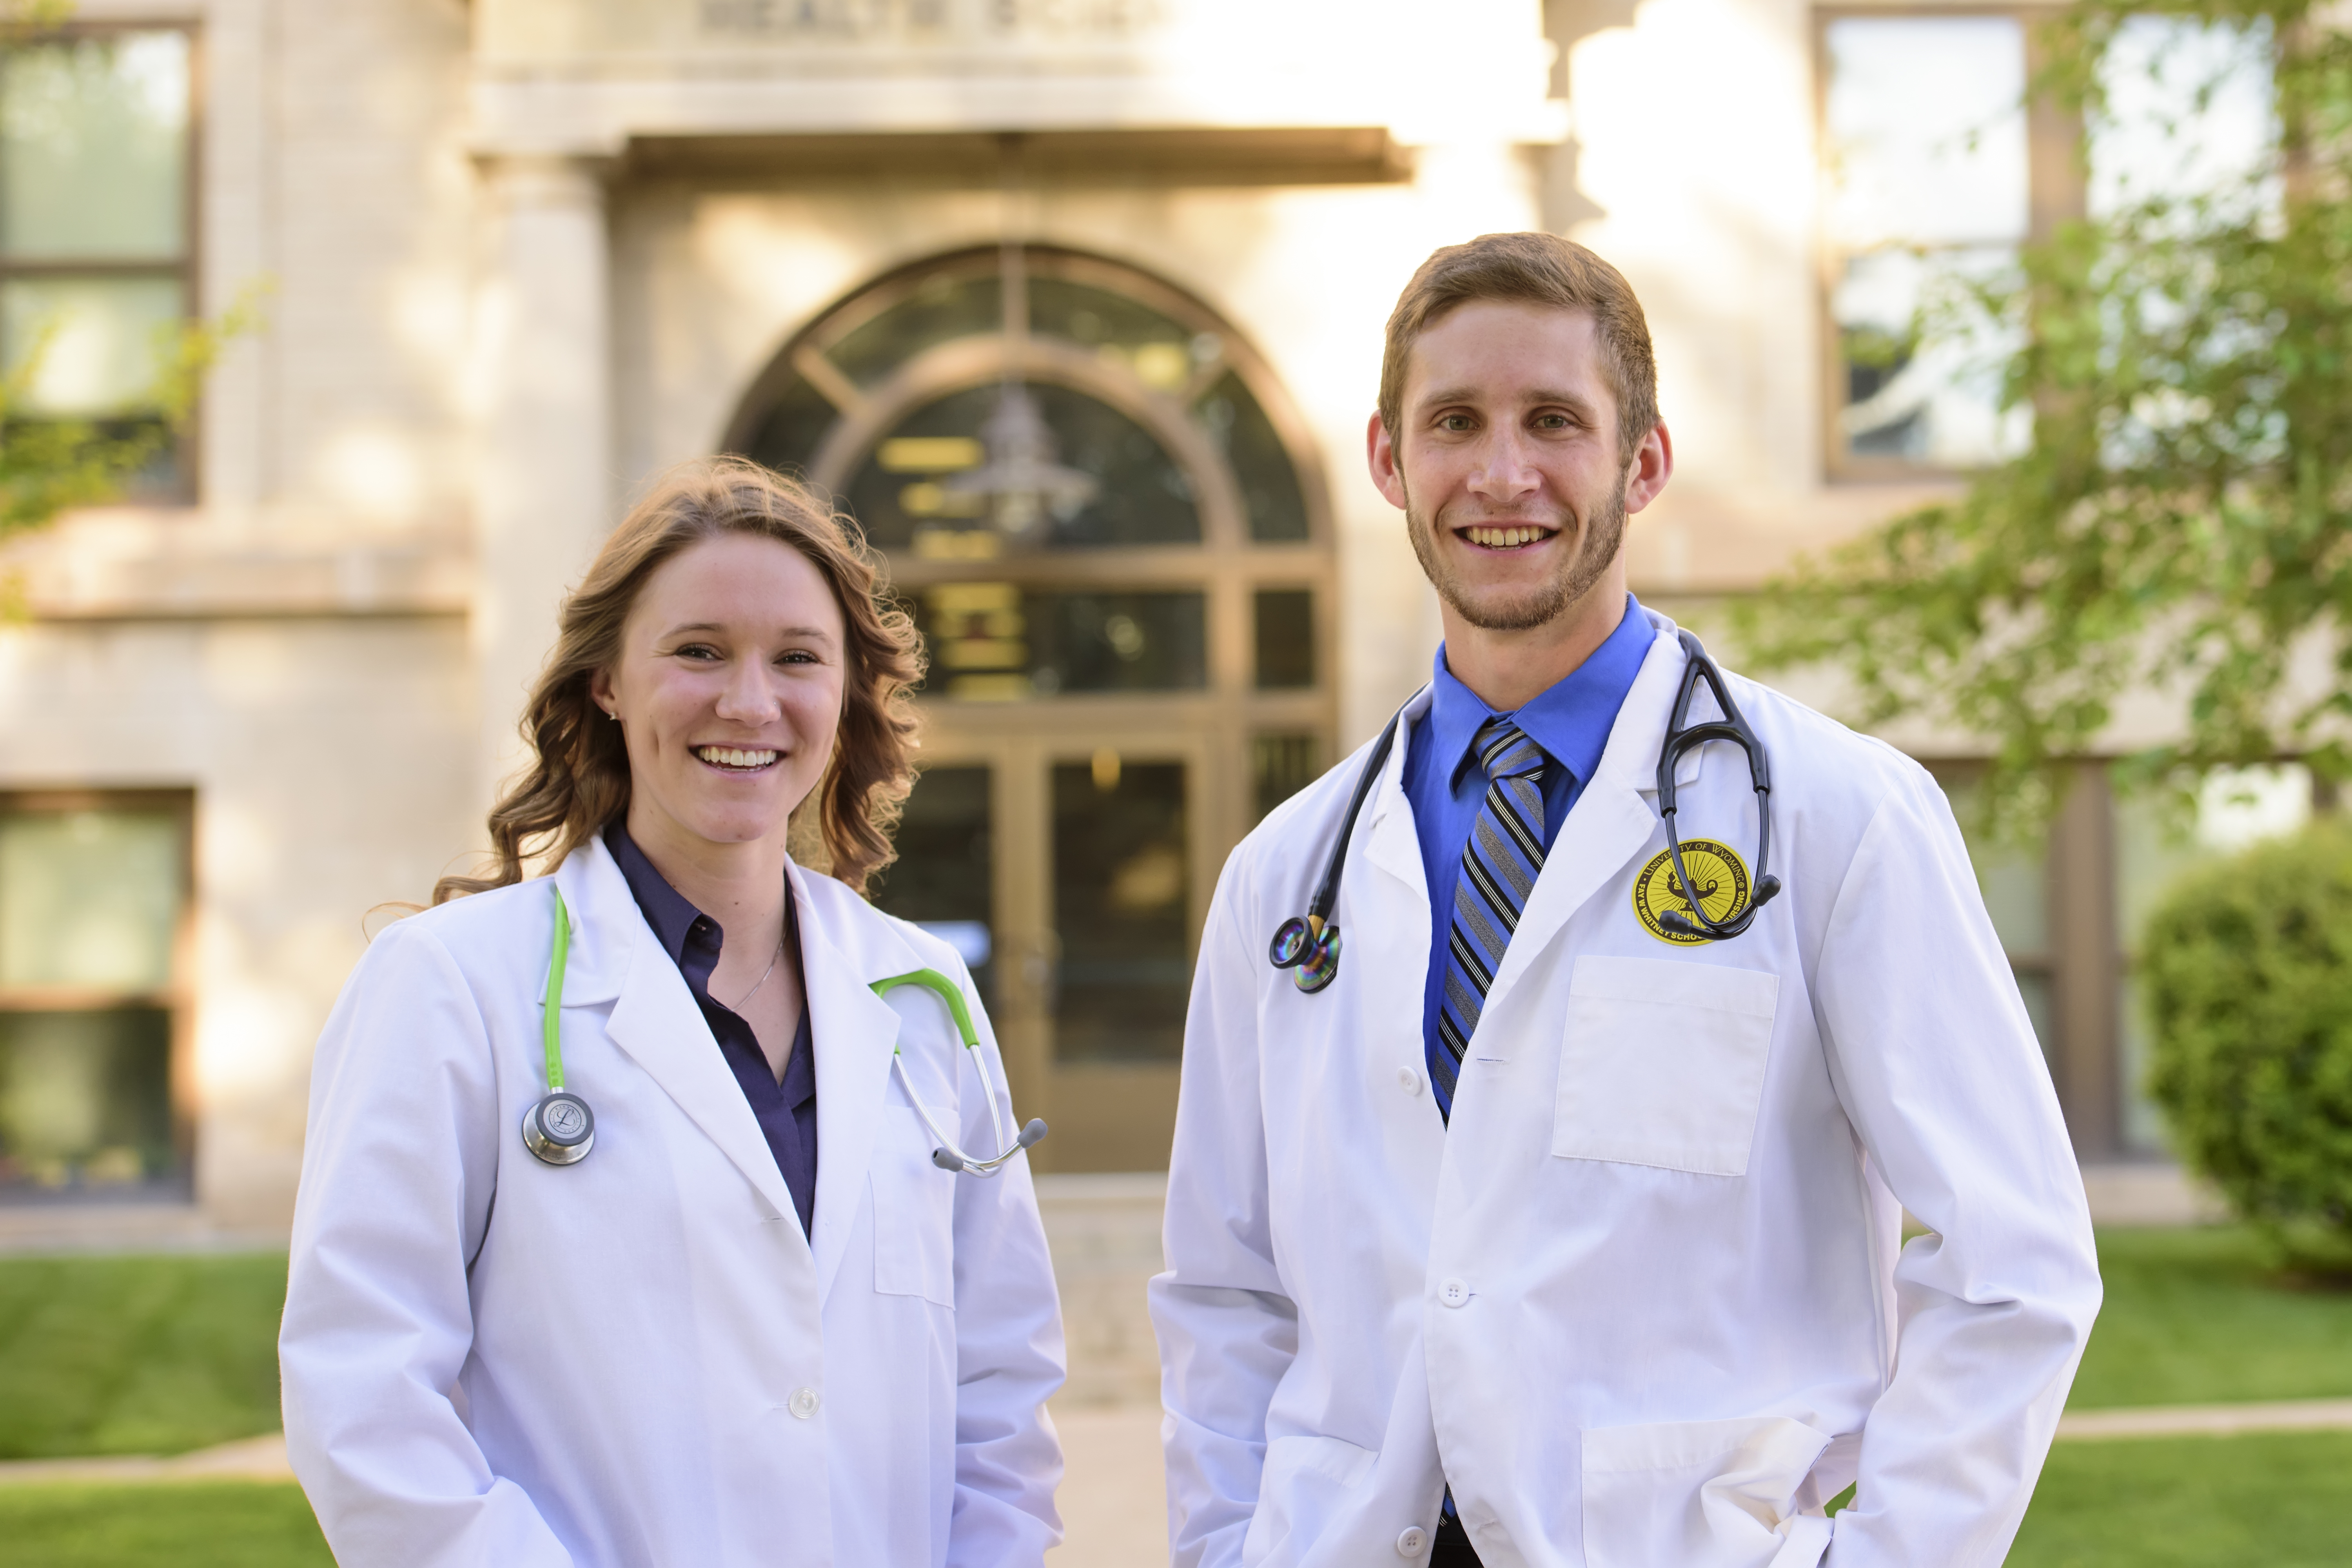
[1633,838,1752,945]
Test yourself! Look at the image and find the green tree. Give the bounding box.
[1738,2,2352,824]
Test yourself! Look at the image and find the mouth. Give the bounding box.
[1455,523,1558,552]
[692,744,781,775]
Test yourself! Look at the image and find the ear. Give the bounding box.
[1365,411,1409,510]
[1623,419,1673,516]
[587,665,617,719]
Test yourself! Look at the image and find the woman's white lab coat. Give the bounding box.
[1150,608,2102,1568]
[281,833,1064,1568]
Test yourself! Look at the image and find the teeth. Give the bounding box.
[695,746,779,768]
[1466,526,1546,548]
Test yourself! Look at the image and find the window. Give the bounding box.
[1051,759,1189,1063]
[1936,769,2056,1057]
[0,794,191,1197]
[1820,13,2276,479]
[0,27,194,497]
[1252,732,1320,822]
[1820,14,2035,474]
[869,764,996,1003]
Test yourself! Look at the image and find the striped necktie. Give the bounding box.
[1434,717,1550,1108]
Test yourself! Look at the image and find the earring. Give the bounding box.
[604,709,619,722]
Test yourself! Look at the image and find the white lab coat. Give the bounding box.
[1151,608,2101,1568]
[281,833,1064,1568]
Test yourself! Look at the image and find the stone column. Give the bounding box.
[473,154,612,818]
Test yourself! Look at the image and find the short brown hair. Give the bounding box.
[1378,233,1659,466]
[436,456,924,904]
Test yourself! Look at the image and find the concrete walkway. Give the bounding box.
[0,1432,292,1486]
[2055,1397,2352,1440]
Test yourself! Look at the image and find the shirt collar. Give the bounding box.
[604,820,720,969]
[1429,592,1652,789]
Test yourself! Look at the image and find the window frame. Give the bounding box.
[0,786,197,1201]
[1813,3,2083,484]
[0,19,203,503]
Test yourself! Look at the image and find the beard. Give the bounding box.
[1403,476,1628,633]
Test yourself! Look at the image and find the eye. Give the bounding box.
[1438,413,1477,433]
[673,642,722,662]
[777,649,820,666]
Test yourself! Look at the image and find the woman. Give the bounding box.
[280,458,1065,1567]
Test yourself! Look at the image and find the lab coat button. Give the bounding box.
[1397,1526,1429,1555]
[1397,1067,1422,1096]
[788,1387,820,1419]
[1439,1278,1469,1307]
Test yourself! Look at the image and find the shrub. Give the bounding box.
[2143,820,2352,1274]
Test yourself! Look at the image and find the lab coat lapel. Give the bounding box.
[795,862,910,1305]
[569,839,809,1238]
[1363,686,1436,904]
[1479,615,1691,1018]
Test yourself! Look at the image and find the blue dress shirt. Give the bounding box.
[1401,594,1653,1118]
[607,824,819,1237]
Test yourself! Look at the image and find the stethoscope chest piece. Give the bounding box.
[1268,916,1341,994]
[522,1091,595,1165]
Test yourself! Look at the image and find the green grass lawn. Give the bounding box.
[0,1483,330,1568]
[0,1252,286,1460]
[2069,1226,2352,1409]
[2009,1430,2352,1567]
[0,1434,2345,1568]
[0,1228,2345,1568]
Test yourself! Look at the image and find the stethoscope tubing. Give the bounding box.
[525,887,1043,1176]
[875,967,1047,1177]
[1268,630,1782,987]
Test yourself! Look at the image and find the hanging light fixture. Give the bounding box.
[941,143,1098,541]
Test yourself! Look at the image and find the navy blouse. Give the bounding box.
[606,824,818,1238]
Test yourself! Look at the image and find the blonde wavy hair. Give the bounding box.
[435,457,924,904]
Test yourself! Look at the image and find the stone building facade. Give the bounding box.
[0,0,2253,1241]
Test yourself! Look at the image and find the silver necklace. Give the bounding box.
[729,934,785,1012]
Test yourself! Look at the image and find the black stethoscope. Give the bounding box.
[1266,629,1782,992]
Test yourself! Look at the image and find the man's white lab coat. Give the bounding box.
[1151,608,2100,1568]
[281,834,1064,1568]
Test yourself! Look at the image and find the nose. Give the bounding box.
[713,657,782,724]
[1466,425,1541,505]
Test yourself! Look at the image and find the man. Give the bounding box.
[1149,233,2100,1568]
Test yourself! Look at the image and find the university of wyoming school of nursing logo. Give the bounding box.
[1632,838,1753,945]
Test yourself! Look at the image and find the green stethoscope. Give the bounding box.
[523,886,1047,1176]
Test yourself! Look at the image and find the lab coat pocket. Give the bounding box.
[1240,1433,1377,1567]
[872,1105,956,1307]
[1581,1416,1835,1568]
[1553,955,1780,1177]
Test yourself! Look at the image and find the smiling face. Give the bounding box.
[589,531,848,862]
[1370,301,1666,635]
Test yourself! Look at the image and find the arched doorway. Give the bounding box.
[728,245,1335,1171]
